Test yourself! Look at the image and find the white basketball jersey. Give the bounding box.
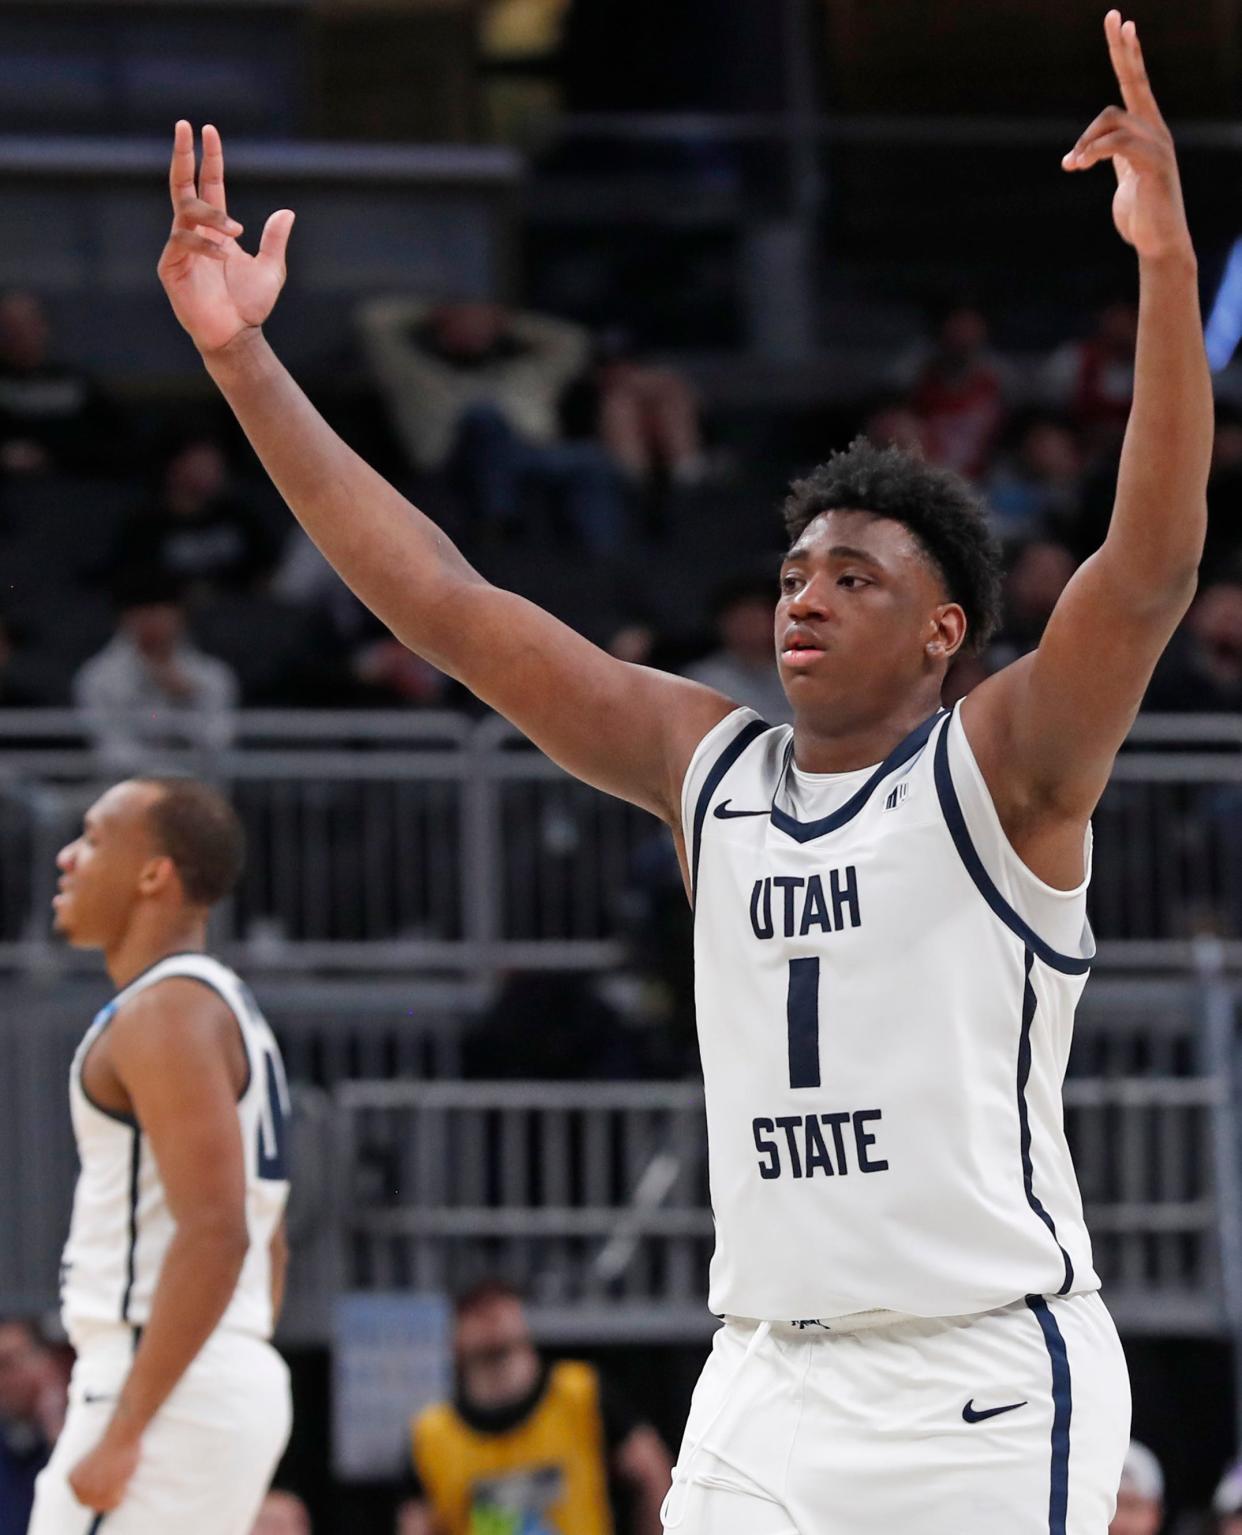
[682,702,1100,1322]
[60,953,291,1347]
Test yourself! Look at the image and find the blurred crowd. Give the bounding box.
[4,285,1242,759]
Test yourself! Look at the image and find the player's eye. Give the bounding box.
[838,574,870,590]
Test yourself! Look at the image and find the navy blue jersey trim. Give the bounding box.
[691,717,770,899]
[119,1128,141,1323]
[1019,950,1075,1294]
[933,716,1092,976]
[769,710,943,844]
[87,1516,106,1534]
[1025,1294,1072,1535]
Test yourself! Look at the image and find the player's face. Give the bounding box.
[776,510,958,728]
[1109,1489,1162,1535]
[52,782,164,948]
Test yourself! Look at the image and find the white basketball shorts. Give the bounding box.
[663,1292,1130,1535]
[29,1323,292,1535]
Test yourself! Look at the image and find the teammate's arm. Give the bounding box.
[156,124,735,829]
[68,981,250,1514]
[962,11,1209,884]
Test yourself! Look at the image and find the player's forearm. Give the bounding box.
[107,1220,248,1443]
[1106,250,1211,596]
[203,328,480,670]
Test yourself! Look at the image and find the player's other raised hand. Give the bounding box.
[1062,12,1192,264]
[157,121,295,354]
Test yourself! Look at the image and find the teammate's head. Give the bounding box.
[453,1281,541,1413]
[53,778,244,950]
[778,439,1002,728]
[1110,1441,1164,1535]
[251,1490,311,1535]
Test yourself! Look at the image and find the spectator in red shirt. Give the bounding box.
[902,303,1008,481]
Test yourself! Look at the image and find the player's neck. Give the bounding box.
[790,692,943,775]
[105,911,209,991]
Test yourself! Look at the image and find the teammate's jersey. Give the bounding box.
[60,953,291,1347]
[682,702,1100,1322]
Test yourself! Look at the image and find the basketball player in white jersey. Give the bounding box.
[157,12,1205,1531]
[30,778,293,1535]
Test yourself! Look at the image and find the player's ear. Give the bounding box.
[926,603,968,662]
[138,854,178,899]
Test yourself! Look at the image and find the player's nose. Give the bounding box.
[56,841,77,871]
[785,572,832,620]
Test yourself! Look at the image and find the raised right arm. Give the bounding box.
[158,123,737,826]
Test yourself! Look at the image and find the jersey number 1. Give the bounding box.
[787,957,821,1090]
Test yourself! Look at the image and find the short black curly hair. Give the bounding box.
[783,438,1003,653]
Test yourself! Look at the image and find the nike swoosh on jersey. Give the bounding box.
[713,801,769,819]
[962,1399,1027,1423]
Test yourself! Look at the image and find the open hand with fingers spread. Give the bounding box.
[157,121,296,356]
[1062,11,1193,264]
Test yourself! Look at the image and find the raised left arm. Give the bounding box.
[964,11,1210,884]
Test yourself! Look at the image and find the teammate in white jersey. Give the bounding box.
[157,12,1207,1531]
[30,778,292,1535]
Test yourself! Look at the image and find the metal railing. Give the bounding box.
[2,970,1239,1346]
[5,710,1242,974]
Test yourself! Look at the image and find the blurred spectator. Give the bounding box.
[862,398,929,457]
[985,539,1077,671]
[1145,579,1242,712]
[72,571,239,771]
[1215,1459,1242,1534]
[1109,1440,1164,1535]
[359,299,625,554]
[0,613,57,706]
[682,574,790,724]
[465,973,642,1080]
[0,291,125,476]
[397,1283,671,1535]
[897,303,1008,480]
[561,332,706,487]
[1041,299,1137,452]
[252,1488,312,1535]
[0,1319,66,1535]
[106,435,280,601]
[1204,405,1242,578]
[351,624,453,708]
[986,414,1085,546]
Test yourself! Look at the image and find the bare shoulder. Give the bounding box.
[110,978,239,1065]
